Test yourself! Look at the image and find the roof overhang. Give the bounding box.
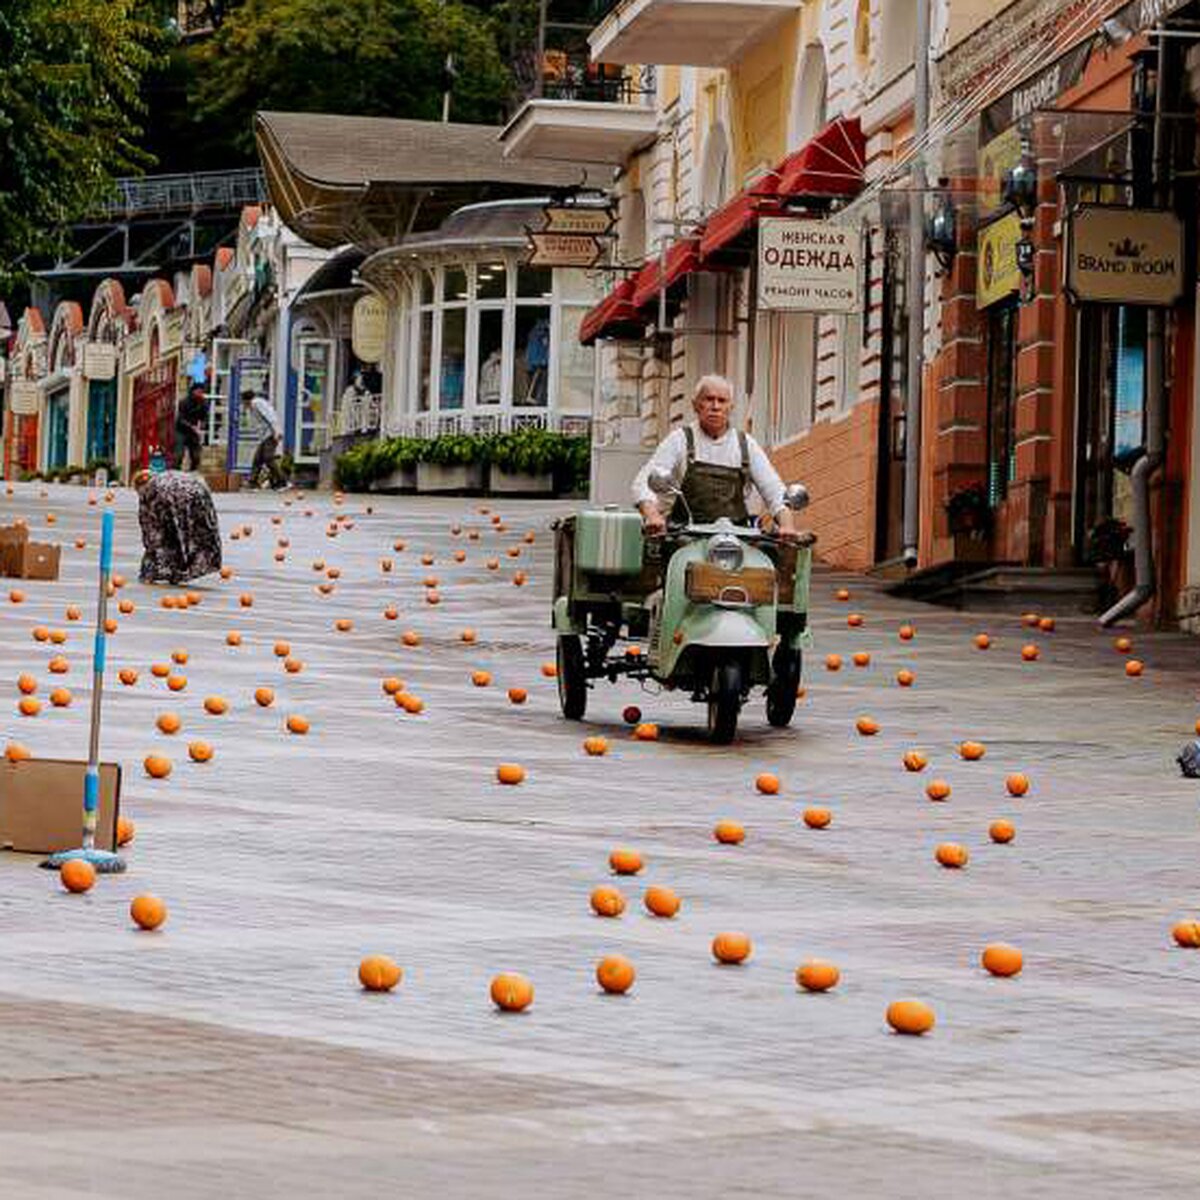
[500,99,657,166]
[589,0,798,68]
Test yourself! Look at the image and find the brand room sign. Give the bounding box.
[758,217,860,314]
[1065,206,1185,307]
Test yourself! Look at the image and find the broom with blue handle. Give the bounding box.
[43,508,125,873]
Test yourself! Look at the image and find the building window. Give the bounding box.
[986,302,1018,506]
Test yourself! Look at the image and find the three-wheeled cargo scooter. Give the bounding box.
[551,472,814,742]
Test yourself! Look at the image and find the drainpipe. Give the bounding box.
[902,0,932,567]
[1100,44,1169,627]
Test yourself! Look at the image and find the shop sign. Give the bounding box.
[980,40,1093,143]
[526,231,605,268]
[82,342,118,380]
[124,331,148,374]
[162,310,185,356]
[977,212,1023,309]
[9,381,39,415]
[1065,206,1185,306]
[757,217,859,313]
[543,206,614,236]
[978,125,1022,215]
[351,294,388,364]
[1116,0,1193,36]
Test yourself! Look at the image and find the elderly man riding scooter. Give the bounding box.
[633,374,803,540]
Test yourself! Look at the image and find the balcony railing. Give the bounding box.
[91,169,267,219]
[392,411,592,439]
[539,53,654,104]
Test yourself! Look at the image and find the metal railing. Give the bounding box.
[333,393,383,438]
[540,52,655,104]
[392,411,592,438]
[91,169,267,219]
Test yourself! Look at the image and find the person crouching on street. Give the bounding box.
[241,389,285,489]
[134,469,222,585]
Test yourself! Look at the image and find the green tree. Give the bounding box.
[0,0,163,286]
[191,0,513,157]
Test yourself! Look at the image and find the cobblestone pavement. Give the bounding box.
[1,483,1199,1199]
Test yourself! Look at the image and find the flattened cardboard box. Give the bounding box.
[11,541,61,580]
[0,759,121,853]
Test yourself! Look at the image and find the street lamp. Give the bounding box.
[925,188,957,273]
[1002,127,1038,298]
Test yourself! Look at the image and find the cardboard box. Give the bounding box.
[0,522,29,577]
[0,758,121,854]
[2,540,61,581]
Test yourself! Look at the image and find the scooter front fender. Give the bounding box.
[677,605,773,651]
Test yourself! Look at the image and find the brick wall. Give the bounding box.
[769,400,879,570]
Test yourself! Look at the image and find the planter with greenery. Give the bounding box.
[944,482,993,535]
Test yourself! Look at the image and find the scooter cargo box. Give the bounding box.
[575,510,644,574]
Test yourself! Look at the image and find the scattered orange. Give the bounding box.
[632,722,659,741]
[1125,659,1144,677]
[1021,643,1040,661]
[188,740,213,763]
[898,624,916,641]
[48,656,69,675]
[226,632,243,647]
[1038,616,1055,632]
[935,842,969,868]
[18,697,41,717]
[713,819,745,845]
[130,894,167,931]
[847,613,863,628]
[49,687,71,707]
[887,999,935,1035]
[166,675,187,692]
[496,762,525,785]
[835,588,850,601]
[401,631,421,647]
[803,807,832,829]
[896,669,915,687]
[273,641,291,658]
[286,715,310,735]
[144,754,172,779]
[335,618,353,633]
[825,653,842,672]
[903,750,928,772]
[1114,636,1133,653]
[852,651,870,668]
[490,973,533,1012]
[855,716,879,736]
[711,932,752,965]
[358,955,402,992]
[609,848,643,875]
[255,687,275,707]
[239,593,254,608]
[796,959,840,992]
[590,885,626,917]
[156,712,181,735]
[1021,612,1041,628]
[283,657,303,674]
[117,816,136,846]
[1005,773,1030,797]
[989,819,1016,844]
[4,742,31,762]
[583,735,608,756]
[643,886,680,918]
[507,687,527,704]
[982,943,1023,977]
[596,955,635,995]
[381,677,403,696]
[383,606,398,620]
[925,778,952,802]
[959,740,986,761]
[540,662,558,678]
[60,859,96,894]
[65,605,81,621]
[460,629,477,643]
[171,649,189,665]
[17,673,37,695]
[1171,920,1200,948]
[32,627,49,642]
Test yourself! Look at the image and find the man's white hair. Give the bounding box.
[692,374,734,403]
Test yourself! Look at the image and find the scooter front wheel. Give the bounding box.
[707,659,742,744]
[766,646,802,728]
[557,634,587,720]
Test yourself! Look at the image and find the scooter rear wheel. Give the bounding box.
[707,659,742,744]
[557,634,587,720]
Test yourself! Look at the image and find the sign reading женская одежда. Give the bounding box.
[1065,206,1185,307]
[758,217,860,313]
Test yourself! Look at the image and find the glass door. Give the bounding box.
[297,337,334,462]
[86,379,118,464]
[211,338,251,448]
[44,390,70,470]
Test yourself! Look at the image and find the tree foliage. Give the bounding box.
[0,0,163,284]
[190,0,514,156]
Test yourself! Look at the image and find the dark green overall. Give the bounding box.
[679,425,751,525]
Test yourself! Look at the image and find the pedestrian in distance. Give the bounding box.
[175,383,208,471]
[133,469,222,585]
[242,389,285,489]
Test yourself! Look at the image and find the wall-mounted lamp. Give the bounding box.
[925,192,957,273]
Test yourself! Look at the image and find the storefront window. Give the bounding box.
[986,303,1017,506]
[518,264,553,298]
[513,306,551,406]
[418,310,434,411]
[476,308,505,405]
[420,271,434,306]
[477,262,507,301]
[557,308,594,412]
[440,306,467,410]
[443,266,469,302]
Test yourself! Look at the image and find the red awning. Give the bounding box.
[579,276,644,346]
[699,184,784,259]
[632,238,702,309]
[776,116,865,200]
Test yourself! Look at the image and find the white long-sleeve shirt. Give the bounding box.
[632,424,787,517]
[249,395,282,439]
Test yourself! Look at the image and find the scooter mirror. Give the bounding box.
[647,467,679,497]
[784,483,810,511]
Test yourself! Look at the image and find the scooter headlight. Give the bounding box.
[707,534,744,572]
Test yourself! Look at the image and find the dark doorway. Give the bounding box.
[874,227,908,563]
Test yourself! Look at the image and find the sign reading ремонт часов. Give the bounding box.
[758,218,860,313]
